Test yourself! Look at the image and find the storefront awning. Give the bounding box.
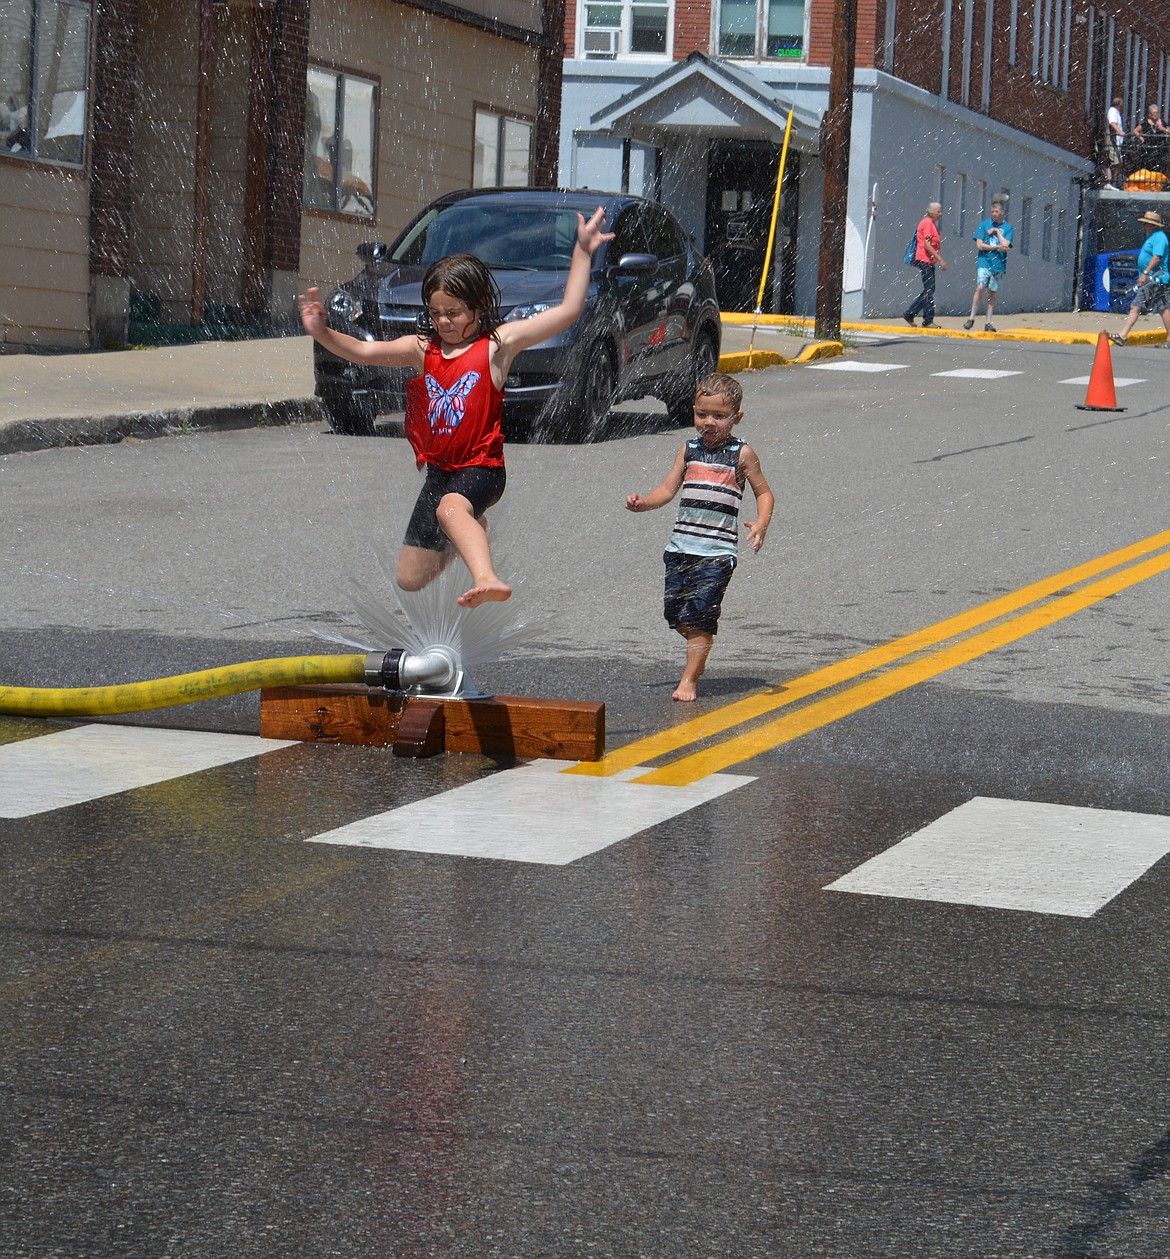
[589,51,821,148]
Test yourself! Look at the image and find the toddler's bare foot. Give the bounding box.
[457,579,512,608]
[672,680,698,702]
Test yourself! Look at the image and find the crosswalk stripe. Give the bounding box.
[825,797,1170,917]
[806,360,909,372]
[307,759,754,865]
[932,368,1024,379]
[0,725,297,818]
[1060,375,1146,387]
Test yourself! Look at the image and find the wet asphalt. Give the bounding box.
[2,332,1170,1257]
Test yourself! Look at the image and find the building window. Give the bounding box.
[718,0,805,60]
[1041,203,1053,261]
[582,0,670,58]
[473,110,532,186]
[304,65,378,218]
[955,173,967,237]
[1019,196,1032,255]
[0,0,90,166]
[1056,206,1067,266]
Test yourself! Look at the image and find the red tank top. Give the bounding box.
[403,336,505,471]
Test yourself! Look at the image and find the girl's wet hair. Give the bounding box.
[420,253,502,343]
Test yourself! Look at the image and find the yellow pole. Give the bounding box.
[747,108,795,369]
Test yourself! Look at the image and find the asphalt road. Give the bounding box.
[2,332,1170,1257]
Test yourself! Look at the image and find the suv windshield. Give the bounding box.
[391,202,586,271]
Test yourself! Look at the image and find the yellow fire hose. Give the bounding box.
[0,654,370,719]
[0,646,464,719]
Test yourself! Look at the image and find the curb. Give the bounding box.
[718,341,843,373]
[0,398,321,456]
[720,310,1169,347]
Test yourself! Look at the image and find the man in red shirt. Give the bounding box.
[903,202,948,328]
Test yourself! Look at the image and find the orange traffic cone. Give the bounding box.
[1076,331,1126,412]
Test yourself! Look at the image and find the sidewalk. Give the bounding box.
[0,309,1157,456]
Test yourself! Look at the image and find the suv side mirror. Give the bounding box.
[356,242,388,264]
[611,252,658,274]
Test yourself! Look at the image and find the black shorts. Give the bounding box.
[403,464,506,553]
[663,550,736,635]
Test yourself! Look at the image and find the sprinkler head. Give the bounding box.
[364,646,471,697]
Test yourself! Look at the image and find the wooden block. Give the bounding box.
[440,695,604,761]
[259,684,405,746]
[259,686,605,761]
[393,699,446,757]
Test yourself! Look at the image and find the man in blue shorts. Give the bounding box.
[963,199,1013,332]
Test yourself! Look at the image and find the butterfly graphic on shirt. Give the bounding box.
[426,370,480,431]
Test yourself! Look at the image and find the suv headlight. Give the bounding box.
[504,302,556,321]
[329,290,363,322]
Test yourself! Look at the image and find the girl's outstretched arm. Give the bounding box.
[494,208,615,368]
[298,287,424,369]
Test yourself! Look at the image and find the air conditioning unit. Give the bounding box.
[583,27,620,57]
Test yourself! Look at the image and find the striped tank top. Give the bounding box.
[666,436,744,558]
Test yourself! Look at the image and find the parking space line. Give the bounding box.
[568,527,1170,781]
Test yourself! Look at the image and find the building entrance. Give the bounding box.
[705,139,799,313]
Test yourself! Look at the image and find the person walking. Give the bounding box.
[963,199,1013,332]
[1103,96,1126,189]
[1108,210,1170,347]
[903,202,947,328]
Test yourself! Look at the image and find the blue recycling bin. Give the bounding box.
[1083,251,1139,312]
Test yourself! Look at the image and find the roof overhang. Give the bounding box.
[589,52,821,149]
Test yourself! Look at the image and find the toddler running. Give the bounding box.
[626,372,774,701]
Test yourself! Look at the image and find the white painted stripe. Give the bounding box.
[308,759,755,865]
[1060,375,1145,387]
[0,725,297,818]
[806,361,909,372]
[824,796,1170,917]
[931,368,1024,379]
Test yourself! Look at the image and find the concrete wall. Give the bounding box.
[206,7,252,311]
[560,61,1091,319]
[0,164,90,349]
[127,0,197,323]
[299,0,542,292]
[861,74,1089,317]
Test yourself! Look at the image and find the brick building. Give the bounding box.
[1,0,564,350]
[558,0,1170,316]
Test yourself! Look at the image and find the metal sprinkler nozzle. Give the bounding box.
[364,646,466,697]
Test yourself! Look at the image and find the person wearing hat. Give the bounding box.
[1109,210,1170,346]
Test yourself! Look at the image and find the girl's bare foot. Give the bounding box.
[457,579,512,608]
[672,680,698,701]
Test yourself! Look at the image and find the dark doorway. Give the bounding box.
[705,139,800,313]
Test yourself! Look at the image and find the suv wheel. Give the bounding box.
[322,396,377,437]
[666,329,720,426]
[537,339,616,443]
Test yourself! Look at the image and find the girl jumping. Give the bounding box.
[299,206,612,608]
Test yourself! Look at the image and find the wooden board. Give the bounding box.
[259,685,605,761]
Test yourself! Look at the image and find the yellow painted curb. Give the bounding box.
[719,350,788,372]
[720,310,1167,347]
[795,341,844,362]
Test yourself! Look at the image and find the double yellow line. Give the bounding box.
[568,528,1170,787]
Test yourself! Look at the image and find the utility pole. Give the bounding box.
[814,0,859,340]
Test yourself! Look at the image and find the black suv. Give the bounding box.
[312,187,722,442]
